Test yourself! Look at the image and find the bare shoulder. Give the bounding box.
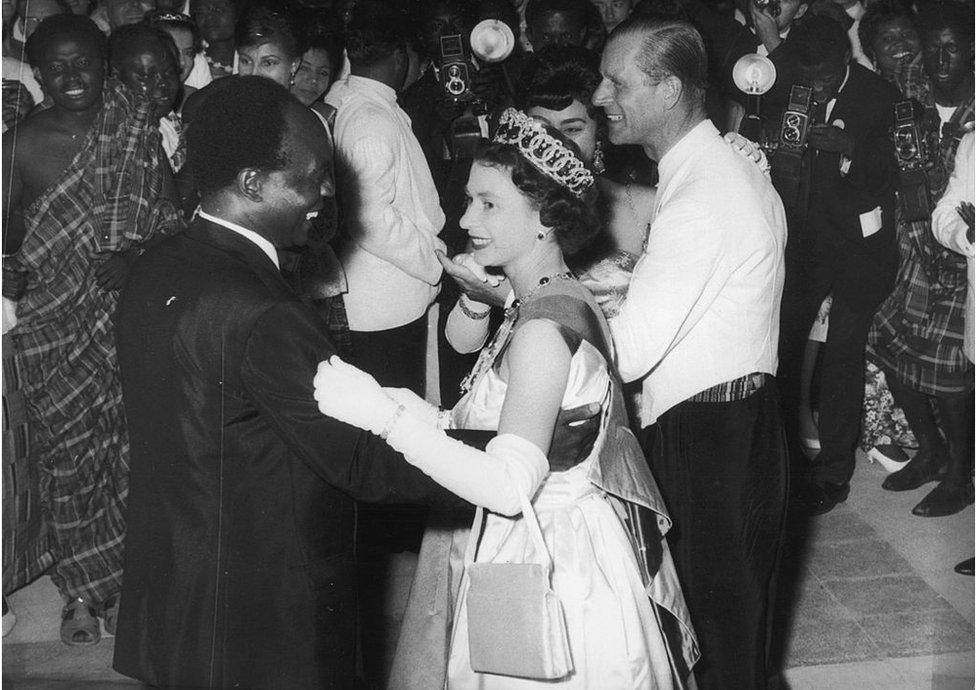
[505,318,572,373]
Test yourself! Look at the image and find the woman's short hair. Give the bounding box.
[474,132,602,258]
[235,1,306,61]
[517,45,603,120]
[145,10,203,54]
[858,0,914,63]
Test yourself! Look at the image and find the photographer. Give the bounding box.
[771,16,901,515]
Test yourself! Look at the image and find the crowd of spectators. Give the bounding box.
[1,0,972,685]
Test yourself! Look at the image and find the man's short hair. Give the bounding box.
[789,14,851,68]
[109,23,178,74]
[25,14,107,67]
[525,0,589,28]
[915,0,974,44]
[345,0,408,68]
[187,76,293,196]
[612,17,707,100]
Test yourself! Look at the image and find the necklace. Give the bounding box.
[459,271,576,395]
[512,271,576,308]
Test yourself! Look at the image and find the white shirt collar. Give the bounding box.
[197,208,280,269]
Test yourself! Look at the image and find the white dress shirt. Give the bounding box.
[931,132,975,363]
[197,209,279,270]
[324,75,446,331]
[609,121,787,425]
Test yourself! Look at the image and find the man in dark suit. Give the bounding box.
[111,76,464,689]
[773,16,901,514]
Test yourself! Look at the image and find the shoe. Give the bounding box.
[867,444,911,473]
[101,594,120,636]
[60,598,100,646]
[912,480,975,517]
[882,450,946,492]
[954,557,975,576]
[802,481,850,516]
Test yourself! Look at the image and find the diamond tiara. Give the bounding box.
[492,108,595,198]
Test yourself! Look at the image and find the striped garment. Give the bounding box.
[4,80,181,605]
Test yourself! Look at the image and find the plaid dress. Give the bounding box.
[867,99,974,396]
[3,80,181,604]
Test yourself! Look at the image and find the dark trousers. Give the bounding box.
[641,381,789,690]
[779,239,897,485]
[349,315,428,395]
[349,315,430,686]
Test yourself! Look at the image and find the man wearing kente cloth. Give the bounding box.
[1,14,181,646]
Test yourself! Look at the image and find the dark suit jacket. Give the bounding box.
[112,218,460,689]
[804,64,901,259]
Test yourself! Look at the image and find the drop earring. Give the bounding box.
[537,231,546,240]
[592,140,606,175]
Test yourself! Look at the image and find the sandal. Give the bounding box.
[101,594,120,636]
[60,598,101,646]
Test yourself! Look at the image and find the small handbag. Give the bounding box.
[463,488,574,680]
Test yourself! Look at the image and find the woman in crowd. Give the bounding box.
[235,2,303,88]
[863,0,974,514]
[145,10,203,109]
[314,108,697,689]
[290,17,341,113]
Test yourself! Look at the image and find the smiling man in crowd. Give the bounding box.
[1,14,179,646]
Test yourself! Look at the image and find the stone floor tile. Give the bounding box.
[783,618,879,667]
[806,539,915,580]
[857,609,974,658]
[826,574,954,617]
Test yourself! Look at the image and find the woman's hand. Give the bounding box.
[436,250,510,307]
[313,356,399,435]
[724,132,770,174]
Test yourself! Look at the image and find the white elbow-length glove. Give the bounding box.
[314,357,548,516]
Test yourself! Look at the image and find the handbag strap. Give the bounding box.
[464,479,553,573]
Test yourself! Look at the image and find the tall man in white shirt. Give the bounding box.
[593,18,789,689]
[324,0,446,397]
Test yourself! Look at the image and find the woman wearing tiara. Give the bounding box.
[313,108,697,688]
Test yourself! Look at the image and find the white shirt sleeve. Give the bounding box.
[609,191,727,383]
[346,135,446,285]
[932,133,975,258]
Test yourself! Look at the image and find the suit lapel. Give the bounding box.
[188,218,294,296]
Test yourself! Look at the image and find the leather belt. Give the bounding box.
[688,372,767,403]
